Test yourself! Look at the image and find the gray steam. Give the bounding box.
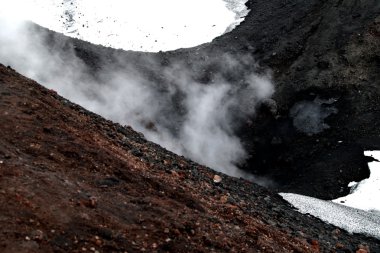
[290,97,338,136]
[0,18,274,178]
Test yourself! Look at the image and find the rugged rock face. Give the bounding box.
[30,0,380,199]
[1,63,380,253]
[229,0,380,200]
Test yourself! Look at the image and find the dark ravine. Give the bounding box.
[1,63,380,252]
[27,0,380,200]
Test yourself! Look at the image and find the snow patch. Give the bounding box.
[280,150,380,239]
[280,193,380,239]
[333,151,380,213]
[0,0,249,52]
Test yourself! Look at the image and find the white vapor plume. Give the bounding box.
[0,19,274,178]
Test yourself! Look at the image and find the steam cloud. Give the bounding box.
[290,97,338,136]
[0,18,274,178]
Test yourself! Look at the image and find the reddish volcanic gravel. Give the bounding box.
[1,64,380,252]
[0,64,317,252]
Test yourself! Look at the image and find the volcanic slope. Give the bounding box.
[1,65,380,252]
[26,0,380,200]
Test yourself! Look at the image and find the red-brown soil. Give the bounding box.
[0,64,379,252]
[0,64,312,252]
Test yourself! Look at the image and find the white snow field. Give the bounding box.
[0,0,249,52]
[280,193,380,239]
[280,151,380,239]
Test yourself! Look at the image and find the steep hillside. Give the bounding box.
[1,65,380,252]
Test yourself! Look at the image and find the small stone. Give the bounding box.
[87,197,97,208]
[213,175,222,184]
[332,228,341,237]
[25,236,31,241]
[220,195,228,204]
[31,230,44,241]
[310,239,319,248]
[94,235,102,246]
[357,244,370,253]
[296,231,305,237]
[164,228,170,234]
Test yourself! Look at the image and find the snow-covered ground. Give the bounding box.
[280,151,380,239]
[0,0,249,52]
[280,193,380,239]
